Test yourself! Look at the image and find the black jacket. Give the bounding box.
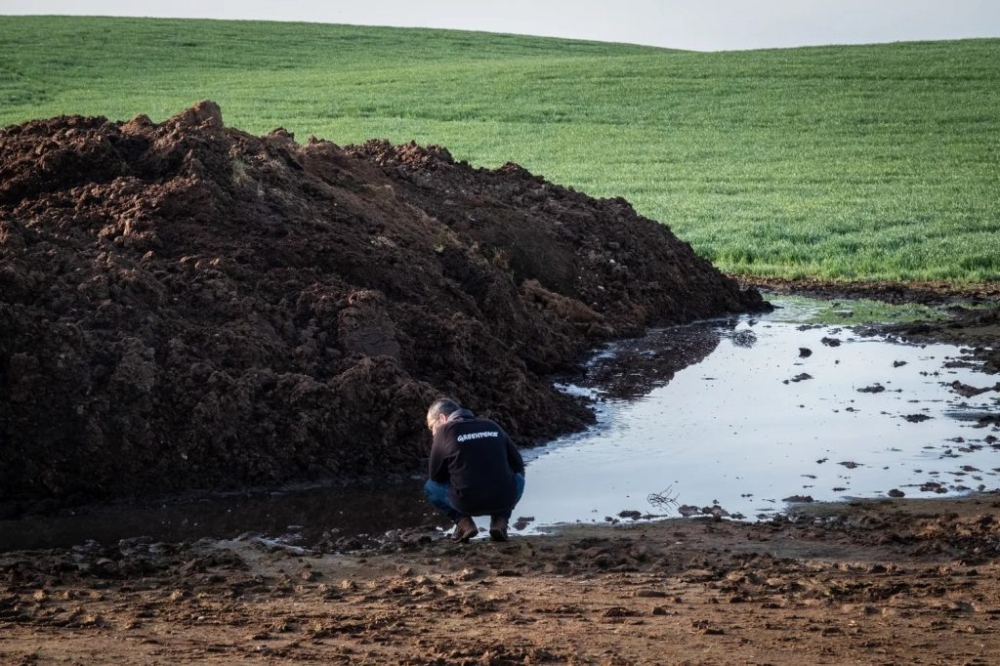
[428,409,524,515]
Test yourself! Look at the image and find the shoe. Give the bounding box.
[453,517,478,543]
[489,516,509,542]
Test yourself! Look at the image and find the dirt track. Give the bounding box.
[0,102,763,510]
[2,496,1000,665]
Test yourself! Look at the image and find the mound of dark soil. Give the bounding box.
[0,101,765,507]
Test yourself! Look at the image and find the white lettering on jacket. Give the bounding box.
[456,431,500,443]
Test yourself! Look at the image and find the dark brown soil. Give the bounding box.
[2,496,1000,665]
[746,276,1000,306]
[0,102,765,510]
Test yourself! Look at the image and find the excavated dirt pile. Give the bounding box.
[0,101,765,508]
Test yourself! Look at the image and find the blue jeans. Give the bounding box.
[424,473,525,523]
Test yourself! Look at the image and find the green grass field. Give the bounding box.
[2,16,998,282]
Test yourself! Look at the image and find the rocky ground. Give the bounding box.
[2,496,1000,665]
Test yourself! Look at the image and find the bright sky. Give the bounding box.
[1,0,999,51]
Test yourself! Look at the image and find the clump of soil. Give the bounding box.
[0,101,765,508]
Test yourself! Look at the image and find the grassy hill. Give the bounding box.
[2,16,998,281]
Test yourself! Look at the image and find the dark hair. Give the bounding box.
[427,397,461,424]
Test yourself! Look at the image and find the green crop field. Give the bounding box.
[2,16,998,282]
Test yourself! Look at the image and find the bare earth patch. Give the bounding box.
[2,496,1000,665]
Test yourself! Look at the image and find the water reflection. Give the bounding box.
[575,318,727,400]
[518,311,999,528]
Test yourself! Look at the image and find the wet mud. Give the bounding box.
[2,497,1000,664]
[0,102,764,511]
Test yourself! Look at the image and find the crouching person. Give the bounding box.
[423,397,525,542]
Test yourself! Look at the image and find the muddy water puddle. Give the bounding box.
[523,301,999,528]
[2,298,998,550]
